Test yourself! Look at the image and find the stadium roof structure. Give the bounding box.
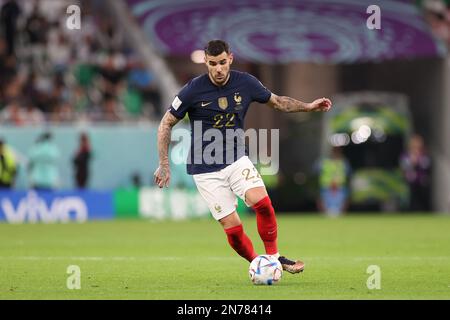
[126,0,446,64]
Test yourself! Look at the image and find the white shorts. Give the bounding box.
[193,156,266,220]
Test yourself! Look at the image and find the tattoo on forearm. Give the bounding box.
[159,166,168,180]
[274,96,309,113]
[158,112,180,164]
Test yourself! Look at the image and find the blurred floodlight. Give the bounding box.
[358,125,372,139]
[351,131,366,144]
[191,50,205,63]
[350,117,373,131]
[329,133,350,147]
[351,131,361,144]
[350,124,372,144]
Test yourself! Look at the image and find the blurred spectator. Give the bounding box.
[24,2,49,72]
[27,132,60,190]
[73,132,91,189]
[97,19,124,52]
[0,0,161,124]
[47,30,72,73]
[0,0,22,56]
[421,0,450,50]
[2,73,22,102]
[24,3,48,46]
[316,146,351,217]
[22,99,45,125]
[131,172,142,189]
[400,134,432,211]
[0,41,18,88]
[0,138,17,188]
[98,51,127,93]
[0,99,26,125]
[49,101,75,123]
[71,85,90,113]
[127,64,162,117]
[23,71,40,105]
[0,98,45,126]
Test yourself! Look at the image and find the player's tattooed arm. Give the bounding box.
[267,93,332,113]
[154,111,180,188]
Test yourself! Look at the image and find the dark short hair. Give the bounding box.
[204,40,230,56]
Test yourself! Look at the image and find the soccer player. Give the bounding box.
[154,40,332,274]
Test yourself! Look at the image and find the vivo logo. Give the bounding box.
[1,191,88,223]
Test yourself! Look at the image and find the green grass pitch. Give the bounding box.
[1,214,449,300]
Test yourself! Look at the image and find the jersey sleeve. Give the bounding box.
[168,81,194,119]
[247,73,272,104]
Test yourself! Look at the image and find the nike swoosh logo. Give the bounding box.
[201,101,212,107]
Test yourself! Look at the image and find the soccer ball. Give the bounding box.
[249,255,283,285]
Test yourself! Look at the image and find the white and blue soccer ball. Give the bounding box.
[249,255,283,285]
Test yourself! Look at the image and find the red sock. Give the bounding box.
[224,224,258,262]
[252,196,278,255]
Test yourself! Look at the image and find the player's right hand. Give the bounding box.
[154,164,170,188]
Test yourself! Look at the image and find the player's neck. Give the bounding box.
[208,72,231,87]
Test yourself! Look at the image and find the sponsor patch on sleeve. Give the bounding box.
[171,96,182,110]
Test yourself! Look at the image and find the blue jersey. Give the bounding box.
[169,70,271,175]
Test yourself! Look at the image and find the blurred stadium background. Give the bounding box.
[0,0,450,300]
[1,0,449,220]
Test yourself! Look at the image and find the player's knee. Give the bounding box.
[245,187,268,206]
[219,211,241,229]
[252,195,274,213]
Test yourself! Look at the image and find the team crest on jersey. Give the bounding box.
[218,97,228,110]
[214,204,222,213]
[234,93,242,111]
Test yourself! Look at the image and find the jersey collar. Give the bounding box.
[207,71,233,88]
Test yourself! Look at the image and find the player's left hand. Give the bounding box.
[308,97,332,112]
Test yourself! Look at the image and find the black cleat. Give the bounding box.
[278,256,305,274]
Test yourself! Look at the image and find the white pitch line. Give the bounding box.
[0,256,238,261]
[0,256,449,261]
[350,256,450,261]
